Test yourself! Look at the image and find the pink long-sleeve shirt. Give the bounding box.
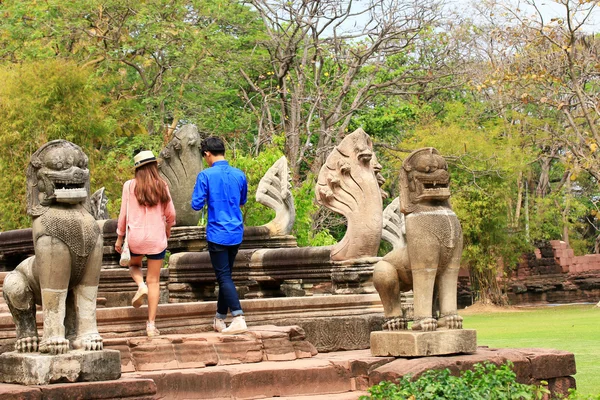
[117,179,176,255]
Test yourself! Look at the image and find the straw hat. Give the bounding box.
[133,150,157,169]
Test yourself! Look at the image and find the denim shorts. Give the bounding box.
[130,249,167,260]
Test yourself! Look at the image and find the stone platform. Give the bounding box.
[103,325,317,373]
[370,329,477,357]
[0,344,577,399]
[0,349,121,385]
[120,347,575,399]
[0,377,156,400]
[1,295,385,354]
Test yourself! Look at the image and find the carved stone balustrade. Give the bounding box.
[168,247,379,302]
[0,229,34,271]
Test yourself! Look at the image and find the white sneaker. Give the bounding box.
[222,315,248,335]
[213,317,226,332]
[132,284,148,308]
[146,321,160,337]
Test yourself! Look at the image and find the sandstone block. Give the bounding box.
[0,350,121,386]
[370,329,477,357]
[521,348,576,379]
[546,376,577,396]
[262,337,298,361]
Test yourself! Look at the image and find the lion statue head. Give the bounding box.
[399,147,451,214]
[26,140,91,217]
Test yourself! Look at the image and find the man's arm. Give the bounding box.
[191,173,208,211]
[240,174,248,206]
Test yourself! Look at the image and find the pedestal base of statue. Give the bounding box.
[0,349,121,385]
[370,329,477,357]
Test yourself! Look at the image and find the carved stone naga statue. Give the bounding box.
[159,124,204,226]
[316,128,387,261]
[373,147,463,332]
[3,140,104,354]
[256,156,295,236]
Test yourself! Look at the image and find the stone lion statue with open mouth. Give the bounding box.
[374,147,463,332]
[3,140,104,354]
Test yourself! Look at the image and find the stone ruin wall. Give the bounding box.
[508,240,600,305]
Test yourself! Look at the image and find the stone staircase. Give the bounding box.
[123,349,380,399]
[117,346,576,400]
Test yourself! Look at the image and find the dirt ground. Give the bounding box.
[458,301,524,315]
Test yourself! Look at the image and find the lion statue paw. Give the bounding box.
[438,314,463,329]
[72,333,104,351]
[39,337,70,355]
[382,317,408,331]
[15,336,39,353]
[412,317,438,332]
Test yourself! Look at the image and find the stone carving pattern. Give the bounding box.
[3,140,104,354]
[381,197,406,250]
[90,187,109,220]
[315,128,386,261]
[256,156,295,236]
[373,147,463,332]
[159,124,203,226]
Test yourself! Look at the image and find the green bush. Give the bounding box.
[360,362,549,400]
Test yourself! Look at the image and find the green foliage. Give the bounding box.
[231,144,284,227]
[361,362,549,400]
[0,59,117,230]
[0,0,268,137]
[566,390,600,400]
[291,177,336,247]
[228,141,336,247]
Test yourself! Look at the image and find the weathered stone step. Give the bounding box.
[0,377,156,400]
[103,325,317,373]
[123,356,376,400]
[1,295,385,354]
[121,347,576,400]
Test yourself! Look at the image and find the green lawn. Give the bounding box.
[460,304,600,396]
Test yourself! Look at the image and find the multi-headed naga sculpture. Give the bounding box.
[159,124,204,226]
[316,128,386,261]
[256,156,295,236]
[3,140,104,354]
[373,147,463,332]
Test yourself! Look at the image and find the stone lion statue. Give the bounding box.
[3,140,104,354]
[373,147,463,332]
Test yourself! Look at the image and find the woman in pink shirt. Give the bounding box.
[115,150,176,337]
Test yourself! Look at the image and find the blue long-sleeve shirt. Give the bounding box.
[191,160,248,245]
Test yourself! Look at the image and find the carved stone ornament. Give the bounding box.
[256,156,295,236]
[3,140,104,354]
[316,128,386,261]
[159,124,203,226]
[90,187,109,220]
[373,147,463,332]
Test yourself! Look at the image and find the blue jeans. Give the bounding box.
[207,241,243,319]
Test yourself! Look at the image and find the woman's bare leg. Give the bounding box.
[129,256,145,287]
[146,258,163,323]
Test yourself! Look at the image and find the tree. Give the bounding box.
[241,0,469,181]
[0,60,116,230]
[0,0,267,140]
[468,0,600,249]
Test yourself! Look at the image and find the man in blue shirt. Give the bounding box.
[191,136,248,334]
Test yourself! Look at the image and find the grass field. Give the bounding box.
[460,304,600,396]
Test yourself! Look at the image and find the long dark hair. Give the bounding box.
[134,162,170,207]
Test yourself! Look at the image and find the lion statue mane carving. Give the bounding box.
[3,140,104,354]
[373,147,463,332]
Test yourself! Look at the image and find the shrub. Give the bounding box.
[360,362,549,400]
